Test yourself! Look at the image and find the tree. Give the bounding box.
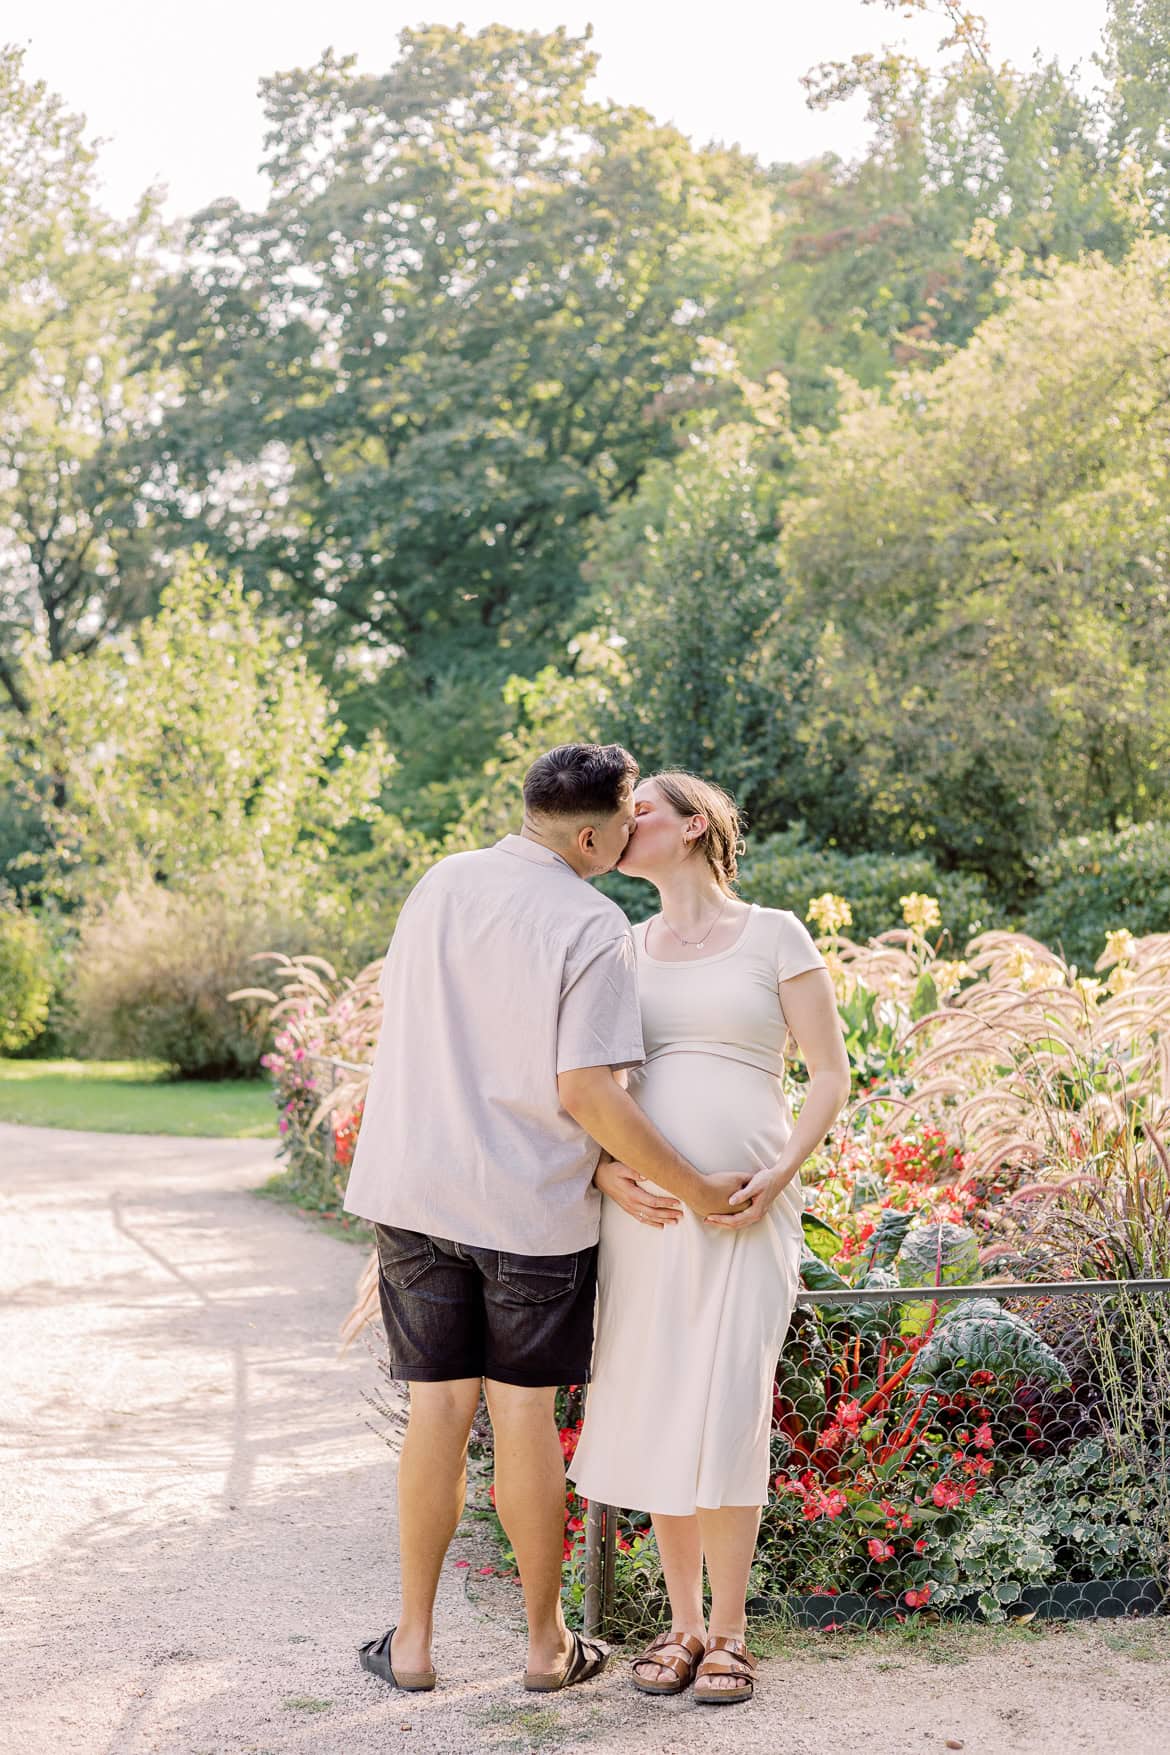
[736,2,1133,426]
[147,24,773,782]
[6,554,389,912]
[1103,0,1170,220]
[779,236,1170,886]
[585,382,811,828]
[0,45,167,718]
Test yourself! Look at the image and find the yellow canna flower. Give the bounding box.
[1004,946,1034,984]
[901,892,942,934]
[1104,928,1137,966]
[1074,976,1103,1004]
[932,959,974,996]
[1106,963,1138,995]
[808,892,853,935]
[821,949,849,997]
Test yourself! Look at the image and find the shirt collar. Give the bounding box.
[495,833,577,875]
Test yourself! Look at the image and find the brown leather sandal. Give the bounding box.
[524,1629,608,1693]
[631,1629,705,1695]
[693,1635,756,1705]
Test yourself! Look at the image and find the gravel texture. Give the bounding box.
[2,1119,1168,1755]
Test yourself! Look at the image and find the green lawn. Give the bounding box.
[0,1059,277,1138]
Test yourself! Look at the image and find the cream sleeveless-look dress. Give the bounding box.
[568,903,827,1516]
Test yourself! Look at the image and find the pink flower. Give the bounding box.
[867,1539,895,1562]
[453,1560,469,1569]
[932,1480,961,1510]
[904,1585,933,1609]
[973,1422,994,1450]
[837,1399,863,1433]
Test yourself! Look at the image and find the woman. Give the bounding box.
[568,772,851,1705]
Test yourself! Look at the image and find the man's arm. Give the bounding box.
[557,1065,746,1218]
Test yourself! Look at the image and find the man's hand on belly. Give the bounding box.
[688,1169,755,1219]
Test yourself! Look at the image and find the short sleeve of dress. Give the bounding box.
[556,931,646,1075]
[775,909,828,983]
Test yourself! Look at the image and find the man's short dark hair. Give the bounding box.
[523,743,639,820]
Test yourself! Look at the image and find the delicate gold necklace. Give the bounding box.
[658,894,729,951]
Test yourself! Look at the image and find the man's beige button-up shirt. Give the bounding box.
[342,834,645,1255]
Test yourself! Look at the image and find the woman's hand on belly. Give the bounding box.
[594,1158,683,1228]
[705,1157,800,1230]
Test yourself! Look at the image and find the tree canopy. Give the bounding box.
[5,6,1170,950]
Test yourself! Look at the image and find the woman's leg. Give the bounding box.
[637,1511,706,1684]
[695,1504,761,1692]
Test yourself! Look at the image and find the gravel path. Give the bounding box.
[2,1121,1167,1755]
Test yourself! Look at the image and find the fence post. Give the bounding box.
[321,1059,338,1175]
[583,1499,619,1639]
[583,1498,605,1637]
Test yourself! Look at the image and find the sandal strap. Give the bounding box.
[697,1638,756,1677]
[632,1631,704,1680]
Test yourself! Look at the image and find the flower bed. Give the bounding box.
[240,902,1170,1631]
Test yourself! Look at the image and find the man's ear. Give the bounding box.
[577,823,597,854]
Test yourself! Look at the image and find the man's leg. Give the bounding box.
[371,1226,485,1677]
[483,1378,573,1676]
[391,1376,482,1675]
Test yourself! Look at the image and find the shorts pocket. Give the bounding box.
[496,1251,578,1304]
[376,1228,437,1289]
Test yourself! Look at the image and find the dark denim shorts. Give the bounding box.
[374,1224,599,1388]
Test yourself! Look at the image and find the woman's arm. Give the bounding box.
[705,966,851,1230]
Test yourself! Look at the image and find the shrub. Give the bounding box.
[70,875,306,1077]
[239,953,382,1209]
[737,825,992,946]
[0,902,53,1052]
[1024,820,1170,970]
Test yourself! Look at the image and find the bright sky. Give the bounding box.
[8,2,1110,219]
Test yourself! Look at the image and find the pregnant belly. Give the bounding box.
[629,1050,795,1185]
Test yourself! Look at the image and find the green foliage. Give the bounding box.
[1104,1,1170,222]
[923,1438,1162,1620]
[908,1299,1069,1393]
[1023,820,1170,969]
[588,415,808,830]
[865,1211,914,1273]
[561,1522,669,1640]
[780,239,1170,885]
[7,557,389,921]
[0,45,166,720]
[7,14,1170,946]
[150,24,771,793]
[69,875,309,1078]
[0,903,52,1051]
[737,2,1135,425]
[737,825,992,944]
[896,1223,983,1290]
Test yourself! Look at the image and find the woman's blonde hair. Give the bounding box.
[650,771,746,894]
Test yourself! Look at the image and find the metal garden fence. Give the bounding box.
[293,1057,1170,1639]
[581,1278,1170,1637]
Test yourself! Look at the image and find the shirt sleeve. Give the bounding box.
[776,909,828,983]
[556,931,645,1075]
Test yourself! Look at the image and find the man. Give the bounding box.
[343,742,746,1693]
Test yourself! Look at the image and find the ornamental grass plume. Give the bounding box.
[889,930,1170,1188]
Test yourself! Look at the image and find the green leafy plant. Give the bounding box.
[908,1300,1069,1394]
[0,903,52,1052]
